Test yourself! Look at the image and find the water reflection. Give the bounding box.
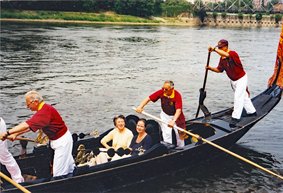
[0,23,282,192]
[113,145,283,193]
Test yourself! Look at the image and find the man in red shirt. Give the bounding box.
[136,80,186,147]
[207,39,257,127]
[0,90,75,177]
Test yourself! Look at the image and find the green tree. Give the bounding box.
[82,0,96,12]
[221,12,227,19]
[212,12,218,21]
[114,0,156,17]
[275,14,282,23]
[238,13,243,20]
[153,0,163,16]
[193,0,207,23]
[161,0,192,17]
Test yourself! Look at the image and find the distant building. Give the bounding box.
[253,0,268,10]
[273,3,283,13]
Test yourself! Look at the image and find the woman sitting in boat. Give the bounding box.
[129,118,152,156]
[97,115,134,163]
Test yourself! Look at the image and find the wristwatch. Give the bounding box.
[5,130,10,138]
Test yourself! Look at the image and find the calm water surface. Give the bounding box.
[0,23,282,193]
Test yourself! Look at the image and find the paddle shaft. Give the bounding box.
[78,130,98,139]
[195,51,211,118]
[15,137,36,143]
[134,107,283,180]
[0,172,31,193]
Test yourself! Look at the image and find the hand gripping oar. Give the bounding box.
[0,172,31,193]
[195,51,211,118]
[132,107,283,180]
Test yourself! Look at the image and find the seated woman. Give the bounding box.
[130,118,152,156]
[97,115,134,163]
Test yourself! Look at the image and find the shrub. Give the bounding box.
[221,12,227,19]
[255,13,262,21]
[275,14,282,24]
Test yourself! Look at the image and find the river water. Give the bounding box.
[1,23,282,193]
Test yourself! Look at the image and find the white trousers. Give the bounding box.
[0,118,24,183]
[160,111,184,147]
[230,74,256,119]
[50,130,75,177]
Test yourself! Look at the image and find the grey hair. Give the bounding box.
[25,90,43,102]
[164,80,174,88]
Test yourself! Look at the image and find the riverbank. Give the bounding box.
[1,9,186,25]
[1,9,282,28]
[0,9,199,27]
[0,18,199,27]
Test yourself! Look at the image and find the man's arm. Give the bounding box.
[207,46,225,73]
[136,97,151,113]
[0,122,30,141]
[168,109,181,128]
[206,66,222,73]
[214,48,229,58]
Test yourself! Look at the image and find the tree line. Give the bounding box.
[1,0,195,18]
[1,0,281,19]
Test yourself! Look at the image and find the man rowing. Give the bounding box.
[206,39,257,127]
[0,90,75,177]
[135,80,186,147]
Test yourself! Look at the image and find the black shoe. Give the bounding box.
[229,118,240,128]
[246,112,257,117]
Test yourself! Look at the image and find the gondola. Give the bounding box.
[1,30,283,193]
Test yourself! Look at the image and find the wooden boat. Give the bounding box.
[1,29,283,193]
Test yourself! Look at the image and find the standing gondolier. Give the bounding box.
[135,80,186,147]
[207,39,257,127]
[0,90,75,177]
[0,117,24,183]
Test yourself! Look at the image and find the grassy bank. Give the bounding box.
[0,9,161,24]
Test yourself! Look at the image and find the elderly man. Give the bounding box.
[136,80,186,147]
[0,90,75,177]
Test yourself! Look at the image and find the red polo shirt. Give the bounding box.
[217,50,246,81]
[26,103,67,140]
[149,89,186,129]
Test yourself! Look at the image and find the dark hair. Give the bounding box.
[137,118,147,128]
[113,115,126,126]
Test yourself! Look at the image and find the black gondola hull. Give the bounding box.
[2,85,282,193]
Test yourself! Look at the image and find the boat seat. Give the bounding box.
[126,115,163,145]
[126,114,139,136]
[187,122,216,139]
[146,119,163,145]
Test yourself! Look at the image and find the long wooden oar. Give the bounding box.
[73,130,99,140]
[0,172,31,193]
[133,107,283,180]
[15,137,36,143]
[195,51,211,118]
[6,136,37,143]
